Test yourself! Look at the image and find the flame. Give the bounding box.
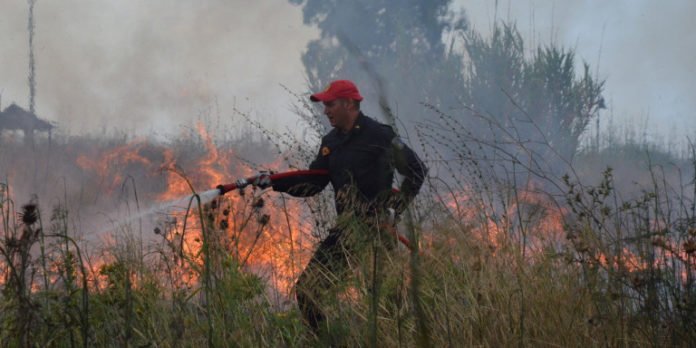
[4,124,692,301]
[156,124,242,201]
[439,183,694,286]
[76,139,167,195]
[443,184,566,255]
[72,122,314,294]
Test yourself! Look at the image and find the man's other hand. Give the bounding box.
[253,172,273,189]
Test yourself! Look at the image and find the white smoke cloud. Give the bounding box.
[0,0,317,135]
[1,0,694,142]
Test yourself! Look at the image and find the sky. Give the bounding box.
[1,0,694,141]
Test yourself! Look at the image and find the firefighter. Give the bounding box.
[256,79,427,336]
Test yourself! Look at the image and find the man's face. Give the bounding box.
[323,99,352,130]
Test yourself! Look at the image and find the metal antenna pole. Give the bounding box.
[28,0,37,115]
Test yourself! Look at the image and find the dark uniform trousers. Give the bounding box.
[295,214,398,332]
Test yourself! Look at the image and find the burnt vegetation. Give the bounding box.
[1,1,695,347]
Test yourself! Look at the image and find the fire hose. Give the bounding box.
[216,169,413,250]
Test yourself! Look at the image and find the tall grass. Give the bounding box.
[0,113,694,346]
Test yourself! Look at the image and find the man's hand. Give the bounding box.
[389,191,409,218]
[252,171,273,189]
[387,208,401,226]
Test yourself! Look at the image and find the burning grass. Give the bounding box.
[0,120,695,346]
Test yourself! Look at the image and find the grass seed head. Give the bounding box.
[257,214,270,226]
[651,236,667,248]
[631,273,646,288]
[252,197,265,209]
[20,203,38,225]
[688,227,696,237]
[683,240,696,254]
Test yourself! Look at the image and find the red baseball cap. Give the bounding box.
[310,80,363,102]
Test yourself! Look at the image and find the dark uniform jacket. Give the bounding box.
[272,112,427,216]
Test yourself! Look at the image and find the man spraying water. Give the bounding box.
[223,80,427,337]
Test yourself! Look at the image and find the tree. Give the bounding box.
[291,2,603,166]
[462,24,605,168]
[289,0,467,129]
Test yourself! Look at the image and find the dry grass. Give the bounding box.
[0,120,694,347]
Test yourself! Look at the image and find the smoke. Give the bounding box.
[2,1,693,140]
[0,0,317,135]
[458,0,696,139]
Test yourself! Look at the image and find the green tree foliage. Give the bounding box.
[289,0,466,127]
[463,24,605,163]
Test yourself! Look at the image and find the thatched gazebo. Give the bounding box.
[0,103,55,145]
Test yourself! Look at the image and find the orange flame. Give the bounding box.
[74,123,313,294]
